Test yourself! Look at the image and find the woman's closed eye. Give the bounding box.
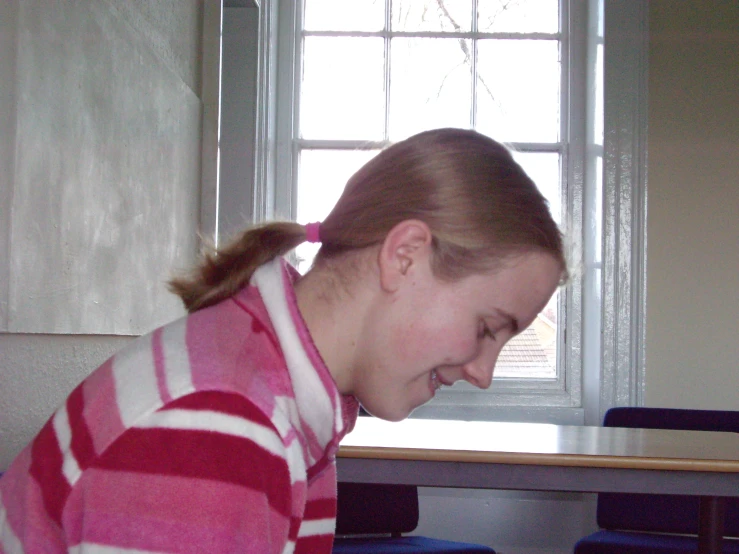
[478,323,496,341]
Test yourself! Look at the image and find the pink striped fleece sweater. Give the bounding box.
[0,258,359,553]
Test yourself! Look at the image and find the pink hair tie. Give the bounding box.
[304,222,322,243]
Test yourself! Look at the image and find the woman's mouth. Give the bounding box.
[430,369,442,392]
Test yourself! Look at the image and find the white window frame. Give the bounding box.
[206,0,648,426]
[597,0,648,424]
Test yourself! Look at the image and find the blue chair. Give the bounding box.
[333,483,496,553]
[573,407,739,553]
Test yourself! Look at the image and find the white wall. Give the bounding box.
[0,0,18,333]
[415,489,596,554]
[644,0,739,409]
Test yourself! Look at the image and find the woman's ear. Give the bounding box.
[377,220,433,293]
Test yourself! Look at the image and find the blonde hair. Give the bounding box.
[318,128,566,279]
[170,128,566,312]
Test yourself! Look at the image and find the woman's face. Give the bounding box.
[351,250,562,421]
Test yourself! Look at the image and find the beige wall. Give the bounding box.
[645,1,739,409]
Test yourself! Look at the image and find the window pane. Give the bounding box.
[476,39,560,143]
[296,149,380,273]
[594,43,604,146]
[494,150,560,379]
[304,0,385,32]
[478,0,559,34]
[301,37,385,140]
[389,38,472,140]
[511,151,561,223]
[595,155,603,262]
[497,149,561,378]
[391,0,472,32]
[496,291,558,378]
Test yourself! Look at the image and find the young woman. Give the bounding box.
[0,128,567,553]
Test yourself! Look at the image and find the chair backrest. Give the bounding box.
[335,482,419,537]
[598,407,739,537]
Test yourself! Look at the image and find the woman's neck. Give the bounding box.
[294,262,375,395]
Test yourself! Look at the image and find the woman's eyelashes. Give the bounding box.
[478,322,496,341]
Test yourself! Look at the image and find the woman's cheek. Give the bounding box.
[387,321,432,360]
[443,333,480,365]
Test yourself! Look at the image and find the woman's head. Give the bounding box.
[296,129,567,421]
[316,128,567,282]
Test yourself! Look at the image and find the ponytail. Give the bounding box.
[168,222,307,312]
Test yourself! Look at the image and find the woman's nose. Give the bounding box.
[461,351,498,390]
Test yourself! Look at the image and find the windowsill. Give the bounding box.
[401,406,585,426]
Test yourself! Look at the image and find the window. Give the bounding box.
[214,0,648,425]
[275,0,583,420]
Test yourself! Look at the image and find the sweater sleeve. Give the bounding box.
[63,391,297,554]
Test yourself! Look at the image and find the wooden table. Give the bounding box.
[338,418,739,554]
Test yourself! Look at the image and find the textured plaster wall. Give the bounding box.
[0,334,132,469]
[645,1,739,409]
[0,0,204,469]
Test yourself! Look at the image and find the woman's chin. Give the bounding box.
[360,402,412,422]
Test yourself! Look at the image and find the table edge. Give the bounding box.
[337,446,739,473]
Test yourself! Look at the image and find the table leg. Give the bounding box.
[698,496,725,554]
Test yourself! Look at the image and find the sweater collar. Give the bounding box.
[251,258,358,453]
